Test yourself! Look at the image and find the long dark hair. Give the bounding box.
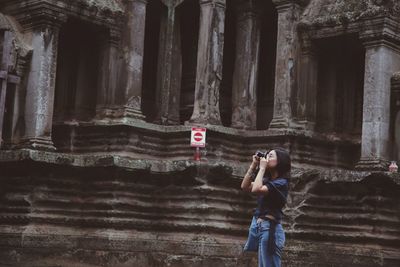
[266,147,291,180]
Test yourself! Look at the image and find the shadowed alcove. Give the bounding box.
[315,35,365,139]
[53,19,103,122]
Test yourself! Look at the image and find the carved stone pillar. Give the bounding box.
[231,0,261,130]
[153,0,184,125]
[269,0,301,129]
[296,33,318,131]
[356,29,400,170]
[121,0,148,120]
[21,16,66,150]
[188,0,226,126]
[96,29,120,119]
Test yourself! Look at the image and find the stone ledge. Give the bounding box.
[0,230,398,267]
[0,149,398,183]
[48,121,363,169]
[53,118,362,143]
[0,229,253,267]
[0,148,309,176]
[1,0,124,29]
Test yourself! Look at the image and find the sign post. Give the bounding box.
[190,127,206,161]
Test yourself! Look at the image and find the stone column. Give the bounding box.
[96,29,120,119]
[269,0,301,129]
[356,35,400,170]
[231,0,261,130]
[154,0,184,125]
[121,0,148,120]
[296,33,318,131]
[21,18,65,150]
[188,0,226,126]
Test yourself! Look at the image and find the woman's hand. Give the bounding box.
[251,157,269,195]
[251,155,260,169]
[259,157,268,170]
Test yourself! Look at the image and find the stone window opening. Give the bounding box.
[0,30,22,149]
[1,80,17,147]
[315,34,365,139]
[178,0,200,124]
[142,0,164,123]
[53,18,103,123]
[0,31,13,146]
[256,0,277,130]
[390,79,400,162]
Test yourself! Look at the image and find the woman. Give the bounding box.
[241,147,291,267]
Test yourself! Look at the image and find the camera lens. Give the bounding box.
[256,151,265,158]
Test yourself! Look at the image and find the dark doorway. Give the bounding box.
[142,0,164,123]
[178,0,200,124]
[257,1,278,130]
[54,19,102,122]
[315,35,365,138]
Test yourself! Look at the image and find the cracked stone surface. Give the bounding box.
[0,0,399,266]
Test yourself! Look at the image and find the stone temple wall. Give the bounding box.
[0,0,399,266]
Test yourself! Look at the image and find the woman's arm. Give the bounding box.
[241,156,258,192]
[251,158,269,195]
[241,164,256,192]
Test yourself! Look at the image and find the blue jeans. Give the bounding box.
[243,216,285,267]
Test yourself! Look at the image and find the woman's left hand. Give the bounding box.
[259,157,268,169]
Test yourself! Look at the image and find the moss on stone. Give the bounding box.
[301,0,399,27]
[74,0,124,13]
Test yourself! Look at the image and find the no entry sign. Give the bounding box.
[190,127,206,147]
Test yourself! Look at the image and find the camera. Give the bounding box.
[256,150,268,158]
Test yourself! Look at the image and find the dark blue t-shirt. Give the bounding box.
[253,177,289,222]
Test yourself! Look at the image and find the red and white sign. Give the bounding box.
[190,127,206,147]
